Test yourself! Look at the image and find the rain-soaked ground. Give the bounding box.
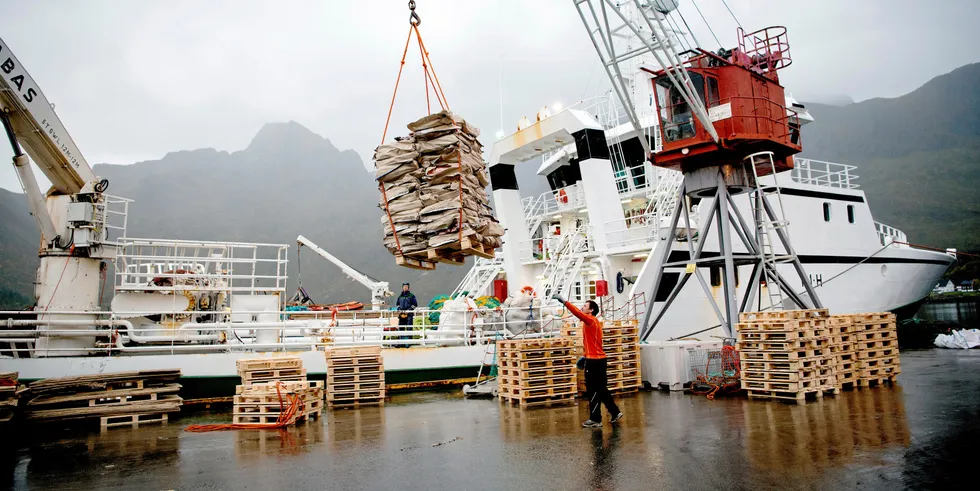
[1,349,977,490]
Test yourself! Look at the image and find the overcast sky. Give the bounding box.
[1,0,978,193]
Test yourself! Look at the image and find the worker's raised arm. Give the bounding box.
[553,294,589,322]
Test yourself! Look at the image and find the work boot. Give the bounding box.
[582,419,602,428]
[610,412,624,424]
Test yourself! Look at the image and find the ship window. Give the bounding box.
[823,202,831,222]
[656,72,704,143]
[706,77,720,107]
[847,205,855,224]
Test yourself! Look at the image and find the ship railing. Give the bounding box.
[100,195,132,247]
[874,221,908,247]
[604,211,660,251]
[0,305,579,355]
[790,159,860,189]
[114,238,289,296]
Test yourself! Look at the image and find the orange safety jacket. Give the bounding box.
[564,301,605,359]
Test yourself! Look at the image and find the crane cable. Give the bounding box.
[721,0,743,30]
[378,1,465,257]
[690,0,722,48]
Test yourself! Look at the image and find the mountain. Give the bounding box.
[0,121,468,308]
[800,62,980,252]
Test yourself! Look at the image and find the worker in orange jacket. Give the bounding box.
[553,294,623,428]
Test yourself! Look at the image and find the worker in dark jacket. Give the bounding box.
[396,282,418,329]
[553,294,623,428]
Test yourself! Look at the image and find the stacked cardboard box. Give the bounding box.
[324,346,385,408]
[737,309,839,403]
[561,319,642,395]
[374,110,503,270]
[496,338,577,408]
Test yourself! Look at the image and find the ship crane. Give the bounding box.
[1,35,120,355]
[296,235,393,311]
[575,0,822,339]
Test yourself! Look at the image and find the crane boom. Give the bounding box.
[0,36,96,194]
[296,235,392,311]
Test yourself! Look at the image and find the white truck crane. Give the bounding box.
[0,36,124,354]
[296,235,392,311]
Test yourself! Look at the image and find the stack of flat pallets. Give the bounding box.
[324,346,385,408]
[22,370,183,429]
[561,319,642,396]
[232,380,323,426]
[496,338,577,408]
[828,315,858,388]
[849,312,901,387]
[236,356,306,386]
[737,309,839,403]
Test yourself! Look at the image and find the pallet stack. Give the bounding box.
[232,380,323,426]
[737,309,839,404]
[324,346,385,408]
[496,338,577,408]
[849,312,901,387]
[0,372,20,423]
[561,319,642,396]
[828,315,858,388]
[22,370,182,429]
[236,356,307,386]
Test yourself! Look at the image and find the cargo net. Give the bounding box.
[689,340,741,400]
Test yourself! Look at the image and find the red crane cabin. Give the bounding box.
[645,27,803,177]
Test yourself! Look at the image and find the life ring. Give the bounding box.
[556,189,568,204]
[520,285,537,297]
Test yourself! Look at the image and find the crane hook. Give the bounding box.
[409,0,421,26]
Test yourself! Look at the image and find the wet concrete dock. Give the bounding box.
[2,349,977,490]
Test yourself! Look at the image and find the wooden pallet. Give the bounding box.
[325,346,382,359]
[497,357,575,370]
[497,349,576,361]
[738,329,826,342]
[739,309,830,322]
[746,388,831,403]
[235,380,319,394]
[742,377,835,392]
[327,372,384,384]
[742,367,834,383]
[325,356,383,368]
[740,358,831,372]
[496,338,575,351]
[497,366,572,378]
[100,412,168,429]
[394,254,436,270]
[328,381,386,393]
[738,339,830,352]
[498,383,577,399]
[497,374,575,389]
[857,375,898,388]
[236,357,303,372]
[241,368,306,382]
[739,348,826,362]
[327,366,383,378]
[499,392,577,408]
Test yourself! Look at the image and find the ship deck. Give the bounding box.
[1,349,976,490]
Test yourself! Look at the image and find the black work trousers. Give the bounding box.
[584,357,620,422]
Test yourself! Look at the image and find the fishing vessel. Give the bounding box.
[0,2,954,397]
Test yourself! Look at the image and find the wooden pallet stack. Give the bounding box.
[232,380,323,426]
[737,309,839,404]
[236,356,307,386]
[849,312,901,387]
[496,338,577,408]
[324,346,385,408]
[22,370,182,429]
[828,315,859,389]
[561,319,642,396]
[0,372,20,423]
